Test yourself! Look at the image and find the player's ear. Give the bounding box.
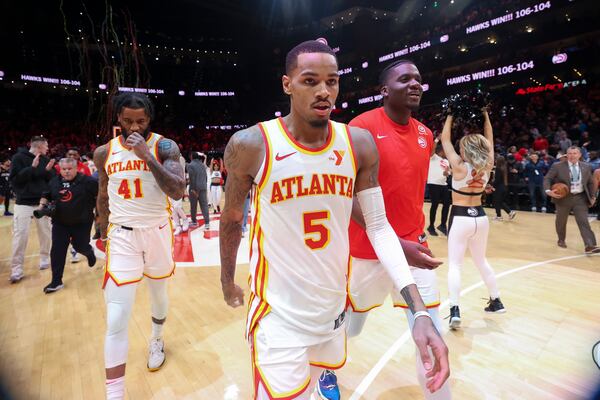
[282,75,292,96]
[380,85,388,98]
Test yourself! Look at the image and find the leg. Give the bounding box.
[70,222,95,266]
[49,222,70,286]
[35,214,52,268]
[440,188,451,230]
[346,310,369,338]
[215,186,223,212]
[572,196,597,248]
[104,280,138,399]
[405,307,452,400]
[428,184,441,229]
[467,216,500,299]
[554,202,571,243]
[447,216,472,306]
[528,183,537,210]
[493,187,503,217]
[147,279,169,337]
[501,188,512,214]
[188,191,198,223]
[10,204,34,279]
[198,189,210,227]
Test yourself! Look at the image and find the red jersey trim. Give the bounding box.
[277,117,334,155]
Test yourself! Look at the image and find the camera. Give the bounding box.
[33,203,56,219]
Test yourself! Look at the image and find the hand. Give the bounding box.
[190,189,198,197]
[45,158,56,171]
[412,316,450,393]
[222,282,244,308]
[546,190,561,199]
[400,239,443,270]
[590,198,596,208]
[32,154,40,168]
[124,132,152,161]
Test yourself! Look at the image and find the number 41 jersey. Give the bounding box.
[246,117,357,344]
[104,132,170,228]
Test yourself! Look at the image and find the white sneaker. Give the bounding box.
[70,247,81,263]
[174,226,182,236]
[147,338,166,371]
[39,263,50,270]
[541,207,547,213]
[508,211,517,220]
[493,216,503,221]
[204,224,210,232]
[182,222,189,232]
[531,207,537,212]
[9,272,24,283]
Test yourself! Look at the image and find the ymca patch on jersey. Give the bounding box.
[417,136,427,148]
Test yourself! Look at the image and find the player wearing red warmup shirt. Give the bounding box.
[319,60,451,400]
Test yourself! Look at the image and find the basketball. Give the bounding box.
[551,183,569,199]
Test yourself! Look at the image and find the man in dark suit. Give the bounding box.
[544,146,599,254]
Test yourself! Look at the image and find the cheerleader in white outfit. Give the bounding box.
[440,107,505,330]
[209,160,223,214]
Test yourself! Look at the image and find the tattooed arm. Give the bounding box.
[351,126,449,393]
[219,125,265,307]
[93,144,110,240]
[125,133,185,199]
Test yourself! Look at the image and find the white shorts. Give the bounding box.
[103,221,175,288]
[347,257,440,312]
[250,312,346,399]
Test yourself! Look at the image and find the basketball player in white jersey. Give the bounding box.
[93,93,185,400]
[219,39,449,399]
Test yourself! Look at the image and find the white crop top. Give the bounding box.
[451,162,489,195]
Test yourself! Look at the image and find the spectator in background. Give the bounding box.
[187,152,210,231]
[54,147,91,176]
[8,136,55,283]
[533,135,549,152]
[589,151,600,172]
[0,157,12,216]
[524,152,548,212]
[558,130,572,154]
[492,156,517,221]
[209,159,224,214]
[506,153,524,209]
[38,158,98,293]
[427,143,451,236]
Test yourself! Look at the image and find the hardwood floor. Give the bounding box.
[0,206,598,399]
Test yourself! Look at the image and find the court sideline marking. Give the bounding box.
[349,254,595,399]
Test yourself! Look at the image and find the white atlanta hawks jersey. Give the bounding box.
[246,117,357,345]
[104,132,170,228]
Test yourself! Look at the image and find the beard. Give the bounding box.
[308,119,329,128]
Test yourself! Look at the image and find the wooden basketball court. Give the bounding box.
[0,205,598,399]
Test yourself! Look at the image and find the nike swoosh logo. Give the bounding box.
[275,151,297,161]
[377,134,387,139]
[159,223,168,230]
[111,151,123,155]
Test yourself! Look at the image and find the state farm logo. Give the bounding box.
[417,136,427,148]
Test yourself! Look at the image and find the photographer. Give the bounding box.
[38,158,98,293]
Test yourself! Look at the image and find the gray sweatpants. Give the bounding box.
[11,204,51,278]
[189,189,210,226]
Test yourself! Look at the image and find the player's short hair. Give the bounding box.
[285,40,337,74]
[113,92,155,120]
[30,136,47,146]
[67,147,80,154]
[379,59,416,85]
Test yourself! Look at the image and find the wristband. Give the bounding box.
[413,311,432,320]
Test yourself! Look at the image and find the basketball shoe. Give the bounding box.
[484,298,506,313]
[449,306,461,330]
[148,338,166,371]
[317,370,340,400]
